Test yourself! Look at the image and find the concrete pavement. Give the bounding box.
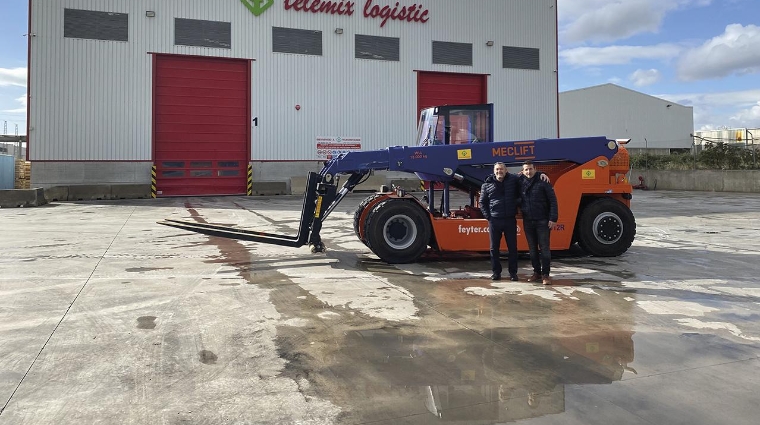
[1,191,759,424]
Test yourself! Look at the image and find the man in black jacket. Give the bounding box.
[480,162,521,281]
[520,160,558,285]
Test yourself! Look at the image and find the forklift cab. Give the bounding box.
[417,104,494,147]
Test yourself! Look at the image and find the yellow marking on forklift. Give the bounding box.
[314,196,323,218]
[457,149,472,160]
[582,169,596,179]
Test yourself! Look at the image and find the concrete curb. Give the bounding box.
[43,184,152,201]
[0,188,48,208]
[633,169,760,193]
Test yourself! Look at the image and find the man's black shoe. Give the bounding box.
[490,274,501,281]
[510,274,519,281]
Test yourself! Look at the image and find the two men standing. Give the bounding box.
[480,161,557,284]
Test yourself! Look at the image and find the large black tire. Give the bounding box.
[577,198,636,257]
[353,194,385,243]
[363,199,431,264]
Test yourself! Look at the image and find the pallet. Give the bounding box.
[14,159,31,189]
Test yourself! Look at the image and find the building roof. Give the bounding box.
[560,83,690,110]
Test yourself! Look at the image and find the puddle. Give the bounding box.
[199,350,218,365]
[125,267,174,273]
[276,319,636,423]
[136,316,157,330]
[267,274,644,424]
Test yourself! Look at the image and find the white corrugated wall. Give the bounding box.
[30,0,558,161]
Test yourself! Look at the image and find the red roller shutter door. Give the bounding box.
[417,71,487,112]
[153,55,250,196]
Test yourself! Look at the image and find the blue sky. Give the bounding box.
[0,0,28,136]
[1,0,759,135]
[558,0,760,131]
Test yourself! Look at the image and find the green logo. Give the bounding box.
[240,0,275,16]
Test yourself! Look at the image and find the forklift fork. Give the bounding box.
[158,171,367,251]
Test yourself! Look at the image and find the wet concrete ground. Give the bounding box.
[1,190,759,424]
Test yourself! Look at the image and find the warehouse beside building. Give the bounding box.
[28,0,560,198]
[560,84,694,154]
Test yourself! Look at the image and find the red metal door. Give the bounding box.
[417,71,487,113]
[153,55,250,196]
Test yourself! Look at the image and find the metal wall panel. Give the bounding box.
[272,27,322,55]
[432,41,472,66]
[502,46,540,70]
[559,84,694,149]
[174,18,231,49]
[30,0,559,162]
[355,34,399,61]
[64,9,129,41]
[0,155,14,189]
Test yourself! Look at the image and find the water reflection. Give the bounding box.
[338,325,635,423]
[275,280,637,424]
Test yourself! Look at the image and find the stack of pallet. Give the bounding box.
[15,159,31,189]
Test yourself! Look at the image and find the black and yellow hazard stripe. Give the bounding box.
[419,180,425,192]
[151,165,157,198]
[247,164,253,196]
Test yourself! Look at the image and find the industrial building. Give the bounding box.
[693,127,758,149]
[28,0,560,198]
[560,84,694,154]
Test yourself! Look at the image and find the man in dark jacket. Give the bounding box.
[520,160,558,285]
[480,162,521,281]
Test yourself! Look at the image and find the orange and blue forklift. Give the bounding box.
[160,104,635,263]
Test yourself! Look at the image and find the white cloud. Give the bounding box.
[629,68,661,86]
[0,67,26,87]
[560,0,664,44]
[660,89,760,109]
[658,89,760,129]
[677,24,760,81]
[560,44,681,67]
[729,102,760,127]
[558,0,712,44]
[695,117,720,131]
[2,94,27,114]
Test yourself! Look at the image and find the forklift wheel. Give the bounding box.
[577,198,636,257]
[353,194,386,244]
[363,199,431,264]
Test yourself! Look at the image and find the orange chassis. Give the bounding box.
[355,150,632,255]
